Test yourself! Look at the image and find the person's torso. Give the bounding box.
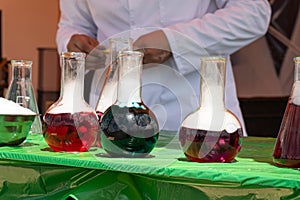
[87,0,244,132]
[85,0,223,42]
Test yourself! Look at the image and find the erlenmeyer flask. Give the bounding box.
[273,57,300,168]
[6,60,42,134]
[179,56,243,162]
[95,37,133,119]
[43,52,99,152]
[100,51,159,157]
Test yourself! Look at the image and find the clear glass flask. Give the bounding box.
[179,56,243,162]
[273,57,300,168]
[6,60,42,134]
[100,51,159,157]
[96,37,133,119]
[43,52,99,152]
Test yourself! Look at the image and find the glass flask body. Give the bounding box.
[6,60,42,134]
[100,51,159,157]
[179,56,243,163]
[96,37,133,119]
[43,52,99,152]
[273,57,300,168]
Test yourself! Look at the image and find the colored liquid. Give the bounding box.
[96,111,104,119]
[95,111,104,148]
[0,137,26,146]
[273,102,300,168]
[100,104,159,157]
[0,115,35,146]
[179,127,242,162]
[43,112,99,152]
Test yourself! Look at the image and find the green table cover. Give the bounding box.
[0,132,299,199]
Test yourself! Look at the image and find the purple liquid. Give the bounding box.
[43,112,99,152]
[273,102,300,168]
[179,127,242,162]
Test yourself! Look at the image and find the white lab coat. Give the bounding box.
[56,0,271,135]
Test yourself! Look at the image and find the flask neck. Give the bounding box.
[7,60,34,109]
[291,57,300,103]
[117,51,143,107]
[200,57,226,110]
[96,38,133,113]
[107,37,133,84]
[60,52,86,100]
[294,57,300,82]
[11,60,32,81]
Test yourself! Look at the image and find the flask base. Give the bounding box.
[273,158,300,168]
[179,127,242,163]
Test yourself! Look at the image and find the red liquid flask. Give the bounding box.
[179,56,243,162]
[43,52,99,152]
[273,57,300,168]
[100,51,159,157]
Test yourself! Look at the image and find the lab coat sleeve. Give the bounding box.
[163,0,271,75]
[56,0,98,53]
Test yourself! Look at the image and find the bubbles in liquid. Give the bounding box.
[179,126,242,162]
[43,112,99,152]
[100,104,159,157]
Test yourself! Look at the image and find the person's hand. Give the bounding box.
[67,34,99,54]
[86,45,107,70]
[134,30,172,64]
[67,34,107,70]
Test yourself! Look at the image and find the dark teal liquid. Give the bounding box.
[100,104,159,157]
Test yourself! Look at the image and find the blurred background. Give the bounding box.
[0,0,59,116]
[0,0,298,137]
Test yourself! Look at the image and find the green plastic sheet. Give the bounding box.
[0,132,299,199]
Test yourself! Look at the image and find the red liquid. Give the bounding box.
[273,102,300,168]
[96,111,104,119]
[95,111,104,148]
[43,112,99,152]
[179,127,242,162]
